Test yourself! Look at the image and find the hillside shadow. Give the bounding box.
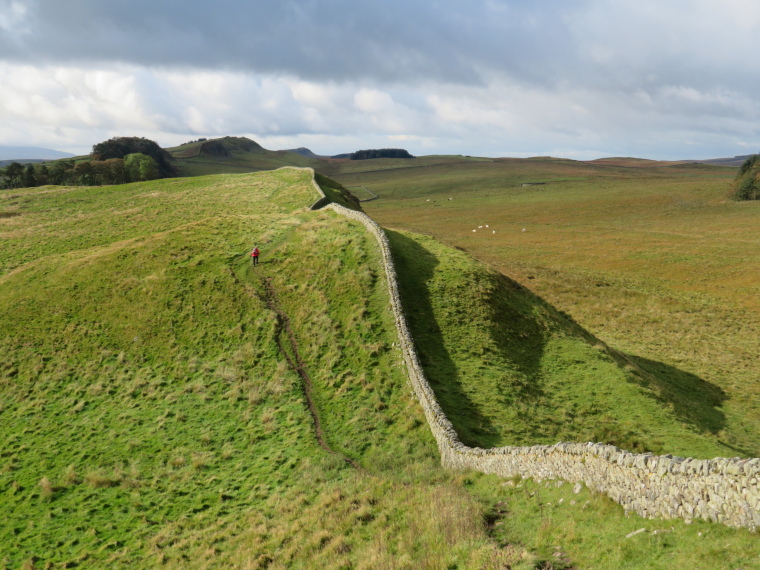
[385,230,733,453]
[387,230,551,447]
[621,353,728,438]
[488,274,732,444]
[482,273,550,402]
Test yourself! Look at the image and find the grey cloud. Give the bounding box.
[4,0,758,98]
[1,0,582,86]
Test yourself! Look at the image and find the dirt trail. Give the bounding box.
[257,272,360,469]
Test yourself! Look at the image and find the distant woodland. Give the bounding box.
[0,137,175,189]
[733,154,760,200]
[350,148,414,160]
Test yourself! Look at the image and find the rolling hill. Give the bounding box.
[2,162,759,567]
[166,137,320,177]
[0,146,74,161]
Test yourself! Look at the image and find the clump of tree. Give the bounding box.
[1,154,160,189]
[182,137,208,145]
[349,148,414,160]
[91,136,176,178]
[0,162,24,188]
[732,154,760,201]
[1,162,53,189]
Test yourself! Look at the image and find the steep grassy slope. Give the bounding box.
[337,159,760,457]
[0,171,520,568]
[388,229,736,458]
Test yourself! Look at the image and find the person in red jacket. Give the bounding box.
[251,246,260,267]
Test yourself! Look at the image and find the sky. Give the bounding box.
[1,0,759,160]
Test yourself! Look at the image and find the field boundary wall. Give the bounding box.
[297,166,760,531]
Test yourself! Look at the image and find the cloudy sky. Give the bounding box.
[1,0,759,159]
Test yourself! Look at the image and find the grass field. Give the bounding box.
[330,158,760,457]
[0,170,524,568]
[2,165,760,568]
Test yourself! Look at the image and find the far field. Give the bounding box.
[329,157,760,456]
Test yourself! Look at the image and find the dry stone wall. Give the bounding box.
[300,167,760,531]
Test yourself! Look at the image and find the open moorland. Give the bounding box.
[330,158,760,459]
[2,159,760,568]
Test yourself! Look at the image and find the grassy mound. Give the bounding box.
[2,168,759,568]
[0,170,523,568]
[389,229,738,458]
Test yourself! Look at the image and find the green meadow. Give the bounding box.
[2,164,760,568]
[334,158,760,457]
[0,170,517,568]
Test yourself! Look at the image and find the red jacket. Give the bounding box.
[251,248,260,257]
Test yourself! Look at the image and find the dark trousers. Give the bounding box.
[252,256,259,266]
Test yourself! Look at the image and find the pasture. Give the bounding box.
[332,158,760,457]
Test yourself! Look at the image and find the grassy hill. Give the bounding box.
[330,157,760,458]
[166,137,320,177]
[388,229,737,458]
[0,169,524,568]
[2,167,759,568]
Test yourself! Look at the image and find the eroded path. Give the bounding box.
[252,269,360,469]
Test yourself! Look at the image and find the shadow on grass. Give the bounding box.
[623,354,728,438]
[387,229,552,447]
[386,229,734,453]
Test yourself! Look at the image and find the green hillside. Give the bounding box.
[0,170,521,568]
[167,137,318,177]
[2,168,759,568]
[389,229,737,458]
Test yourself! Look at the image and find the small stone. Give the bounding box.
[626,528,647,539]
[573,482,583,494]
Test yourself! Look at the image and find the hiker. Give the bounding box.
[251,246,260,267]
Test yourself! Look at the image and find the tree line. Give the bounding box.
[349,148,414,160]
[0,136,175,189]
[0,154,161,189]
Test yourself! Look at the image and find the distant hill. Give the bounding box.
[690,154,754,167]
[166,136,318,176]
[284,147,353,160]
[0,146,74,161]
[285,147,323,159]
[587,157,689,167]
[0,159,48,167]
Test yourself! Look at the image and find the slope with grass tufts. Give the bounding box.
[0,169,522,568]
[2,168,759,568]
